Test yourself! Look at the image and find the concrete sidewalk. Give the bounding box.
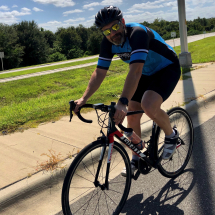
[0,63,215,208]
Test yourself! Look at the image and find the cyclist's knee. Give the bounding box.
[141,102,160,120]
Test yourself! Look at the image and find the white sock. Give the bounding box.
[165,129,175,138]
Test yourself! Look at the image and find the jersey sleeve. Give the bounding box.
[129,26,151,65]
[97,37,114,70]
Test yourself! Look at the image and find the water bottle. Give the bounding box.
[124,130,142,145]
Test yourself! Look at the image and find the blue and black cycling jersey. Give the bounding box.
[97,22,179,76]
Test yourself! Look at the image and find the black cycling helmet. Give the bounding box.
[95,6,123,29]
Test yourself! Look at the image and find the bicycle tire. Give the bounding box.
[62,140,131,215]
[156,107,194,178]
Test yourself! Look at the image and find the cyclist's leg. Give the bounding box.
[141,63,181,159]
[141,90,173,136]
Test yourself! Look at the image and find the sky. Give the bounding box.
[0,0,215,32]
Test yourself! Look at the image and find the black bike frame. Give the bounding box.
[93,106,162,189]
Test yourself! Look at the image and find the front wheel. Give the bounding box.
[156,107,194,178]
[62,140,131,215]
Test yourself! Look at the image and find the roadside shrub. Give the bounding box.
[48,52,67,62]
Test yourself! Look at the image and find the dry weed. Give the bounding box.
[36,149,65,172]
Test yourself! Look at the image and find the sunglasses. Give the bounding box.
[102,21,121,36]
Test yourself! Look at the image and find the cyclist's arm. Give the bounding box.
[82,67,107,101]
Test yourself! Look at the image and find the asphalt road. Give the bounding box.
[55,112,215,215]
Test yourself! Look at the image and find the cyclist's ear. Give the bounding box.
[121,18,125,25]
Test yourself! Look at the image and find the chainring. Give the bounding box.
[138,158,152,174]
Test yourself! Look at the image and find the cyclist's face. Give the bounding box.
[102,19,125,45]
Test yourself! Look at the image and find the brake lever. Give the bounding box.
[69,100,93,123]
[69,100,76,122]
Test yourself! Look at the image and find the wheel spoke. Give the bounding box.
[62,141,131,215]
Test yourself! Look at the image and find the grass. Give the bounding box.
[0,57,99,79]
[0,36,215,134]
[173,36,215,79]
[0,60,128,133]
[173,36,215,63]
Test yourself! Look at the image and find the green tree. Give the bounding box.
[55,26,82,59]
[87,26,103,55]
[0,23,24,70]
[42,30,56,48]
[13,20,50,66]
[76,24,88,52]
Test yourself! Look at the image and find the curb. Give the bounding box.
[1,90,215,210]
[183,90,215,114]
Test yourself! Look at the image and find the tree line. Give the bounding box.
[0,16,215,71]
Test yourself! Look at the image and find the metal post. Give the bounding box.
[177,0,192,68]
[178,0,188,52]
[1,57,3,71]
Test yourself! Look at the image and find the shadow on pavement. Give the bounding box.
[184,72,215,215]
[121,169,195,215]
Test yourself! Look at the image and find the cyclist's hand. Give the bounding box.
[114,103,127,125]
[74,98,86,114]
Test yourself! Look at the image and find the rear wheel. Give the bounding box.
[156,107,194,178]
[62,140,131,215]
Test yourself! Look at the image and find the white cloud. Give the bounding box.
[83,0,122,10]
[33,0,75,7]
[185,5,215,21]
[39,20,63,31]
[39,17,95,32]
[39,20,78,32]
[165,1,177,7]
[47,20,61,25]
[64,17,85,23]
[187,0,214,6]
[33,7,43,12]
[83,2,100,9]
[12,5,18,8]
[63,9,83,16]
[21,7,31,13]
[101,0,122,6]
[34,1,215,32]
[124,2,215,24]
[89,8,94,11]
[124,10,144,14]
[0,8,31,25]
[124,10,177,24]
[130,1,164,11]
[0,5,10,11]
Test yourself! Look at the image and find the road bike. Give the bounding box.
[61,101,194,215]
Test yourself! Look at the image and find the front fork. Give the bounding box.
[93,134,114,190]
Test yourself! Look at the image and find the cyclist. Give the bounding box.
[74,6,181,176]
